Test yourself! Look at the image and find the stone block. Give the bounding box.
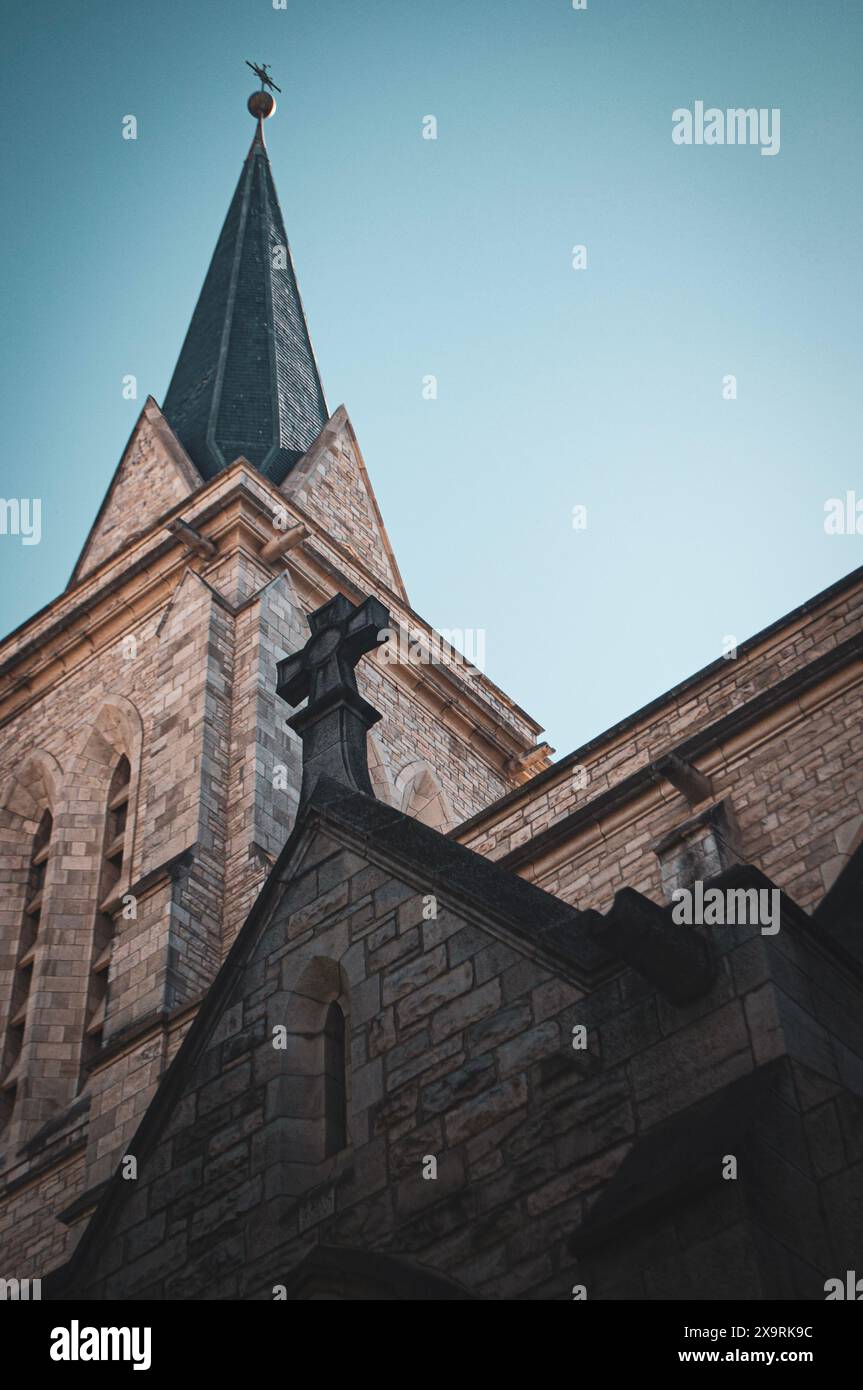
[251,1116,322,1169]
[395,1150,466,1219]
[286,881,349,940]
[189,1176,262,1246]
[352,1057,384,1112]
[497,1021,560,1076]
[371,1086,418,1138]
[105,1232,189,1299]
[421,1054,496,1117]
[352,972,381,1026]
[467,1000,531,1055]
[381,945,447,1005]
[396,961,473,1031]
[197,1060,252,1117]
[148,1157,203,1214]
[163,1234,246,1301]
[445,1076,528,1146]
[430,978,501,1044]
[367,1006,395,1059]
[265,1073,325,1121]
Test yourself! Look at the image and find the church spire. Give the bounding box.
[162,72,328,485]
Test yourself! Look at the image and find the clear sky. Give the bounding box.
[1,0,861,757]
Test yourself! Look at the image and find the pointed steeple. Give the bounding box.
[162,83,328,485]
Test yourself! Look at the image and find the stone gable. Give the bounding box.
[71,399,202,585]
[281,408,407,602]
[52,782,863,1301]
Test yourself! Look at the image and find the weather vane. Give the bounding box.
[245,60,282,94]
[245,60,280,125]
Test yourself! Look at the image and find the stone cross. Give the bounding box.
[277,593,390,806]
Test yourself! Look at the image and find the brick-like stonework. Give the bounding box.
[2,397,861,1299]
[457,573,863,869]
[0,408,537,1270]
[57,808,863,1301]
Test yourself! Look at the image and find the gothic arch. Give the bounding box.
[0,750,62,1136]
[70,693,142,793]
[267,954,355,1192]
[68,695,144,886]
[59,696,144,1075]
[0,748,63,981]
[0,748,63,830]
[394,759,454,832]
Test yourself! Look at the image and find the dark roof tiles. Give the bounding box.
[162,132,327,484]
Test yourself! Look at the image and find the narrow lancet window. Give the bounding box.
[1,809,53,1124]
[323,1001,347,1155]
[81,756,131,1069]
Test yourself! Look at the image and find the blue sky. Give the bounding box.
[1,0,861,756]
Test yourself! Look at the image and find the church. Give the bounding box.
[1,85,861,1302]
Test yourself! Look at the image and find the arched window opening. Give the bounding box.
[1,809,53,1125]
[81,756,131,1070]
[397,762,453,832]
[323,1001,347,1156]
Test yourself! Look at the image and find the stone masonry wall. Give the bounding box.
[516,677,863,920]
[458,573,863,862]
[0,510,522,1278]
[68,818,863,1300]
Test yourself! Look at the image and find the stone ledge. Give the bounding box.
[57,1177,111,1228]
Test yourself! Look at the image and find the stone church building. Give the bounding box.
[1,95,861,1301]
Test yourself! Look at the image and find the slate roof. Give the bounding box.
[162,124,328,485]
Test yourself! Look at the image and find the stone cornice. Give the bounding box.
[124,847,196,903]
[0,463,545,775]
[455,570,863,842]
[493,634,863,880]
[88,994,202,1072]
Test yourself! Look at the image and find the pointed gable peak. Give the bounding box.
[69,398,201,588]
[282,406,409,603]
[161,95,328,487]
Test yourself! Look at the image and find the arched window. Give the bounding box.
[323,1001,347,1156]
[270,956,353,1189]
[81,756,130,1069]
[1,809,53,1125]
[395,761,454,832]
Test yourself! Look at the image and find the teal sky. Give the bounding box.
[1,0,861,757]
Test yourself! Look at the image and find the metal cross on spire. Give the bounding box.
[245,60,282,93]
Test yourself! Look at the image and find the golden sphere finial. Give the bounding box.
[244,61,280,121]
[248,90,276,120]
